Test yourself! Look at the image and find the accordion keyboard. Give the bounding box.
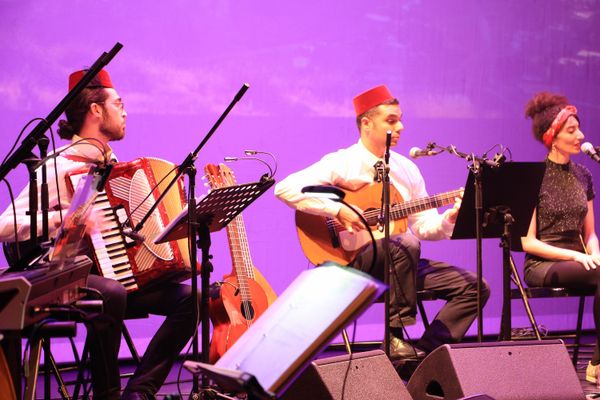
[90,191,139,291]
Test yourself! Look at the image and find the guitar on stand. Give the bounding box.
[204,163,277,363]
[295,183,462,265]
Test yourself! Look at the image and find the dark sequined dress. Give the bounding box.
[524,158,595,285]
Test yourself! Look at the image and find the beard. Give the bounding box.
[99,115,125,142]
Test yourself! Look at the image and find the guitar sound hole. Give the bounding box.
[240,301,255,320]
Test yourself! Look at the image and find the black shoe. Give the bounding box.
[386,336,426,360]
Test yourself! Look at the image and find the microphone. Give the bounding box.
[385,130,392,164]
[122,227,146,243]
[223,150,277,180]
[301,185,346,200]
[582,142,600,163]
[409,147,437,159]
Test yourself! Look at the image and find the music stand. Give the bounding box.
[154,177,275,390]
[451,162,545,340]
[155,180,273,243]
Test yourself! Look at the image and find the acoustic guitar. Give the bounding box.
[204,163,277,363]
[295,183,461,266]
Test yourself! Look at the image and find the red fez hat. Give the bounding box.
[353,85,394,116]
[68,69,114,91]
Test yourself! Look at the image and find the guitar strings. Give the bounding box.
[228,215,253,326]
[329,189,461,230]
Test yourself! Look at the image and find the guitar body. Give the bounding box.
[209,273,269,363]
[296,183,406,266]
[296,183,460,266]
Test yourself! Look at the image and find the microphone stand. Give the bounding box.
[131,83,250,398]
[442,144,500,342]
[376,130,392,356]
[39,136,50,244]
[471,158,484,342]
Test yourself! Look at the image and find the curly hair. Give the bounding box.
[524,92,571,143]
[57,87,109,140]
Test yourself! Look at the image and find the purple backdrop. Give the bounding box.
[1,0,599,359]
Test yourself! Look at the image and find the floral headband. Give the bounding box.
[542,105,577,148]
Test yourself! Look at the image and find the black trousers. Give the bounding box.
[351,234,490,353]
[86,275,199,399]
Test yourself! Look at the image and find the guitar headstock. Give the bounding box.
[204,163,238,190]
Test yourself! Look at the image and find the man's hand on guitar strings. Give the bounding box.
[337,204,365,234]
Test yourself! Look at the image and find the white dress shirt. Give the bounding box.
[0,135,113,242]
[274,139,455,241]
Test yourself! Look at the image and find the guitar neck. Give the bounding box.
[226,214,256,283]
[364,189,462,225]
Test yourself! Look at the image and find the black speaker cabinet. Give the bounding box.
[407,340,585,400]
[280,350,412,400]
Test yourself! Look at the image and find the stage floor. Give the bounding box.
[29,336,600,399]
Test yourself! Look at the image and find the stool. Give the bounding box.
[341,289,438,354]
[508,286,595,366]
[71,311,148,399]
[23,321,78,400]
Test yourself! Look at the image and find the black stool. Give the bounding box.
[71,311,148,399]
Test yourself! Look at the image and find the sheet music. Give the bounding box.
[215,264,386,394]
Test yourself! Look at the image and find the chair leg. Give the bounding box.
[341,329,352,355]
[573,295,586,366]
[122,323,142,365]
[72,322,143,397]
[509,255,542,340]
[72,338,90,400]
[417,298,429,330]
[24,337,43,400]
[43,339,71,400]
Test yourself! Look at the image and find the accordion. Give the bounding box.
[66,157,191,292]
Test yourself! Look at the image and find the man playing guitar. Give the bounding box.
[275,85,490,360]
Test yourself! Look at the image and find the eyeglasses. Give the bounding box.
[96,101,125,111]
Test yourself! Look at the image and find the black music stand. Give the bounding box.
[451,162,545,341]
[154,178,274,392]
[155,179,275,243]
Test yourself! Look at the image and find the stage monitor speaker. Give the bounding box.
[280,349,412,400]
[407,340,585,400]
